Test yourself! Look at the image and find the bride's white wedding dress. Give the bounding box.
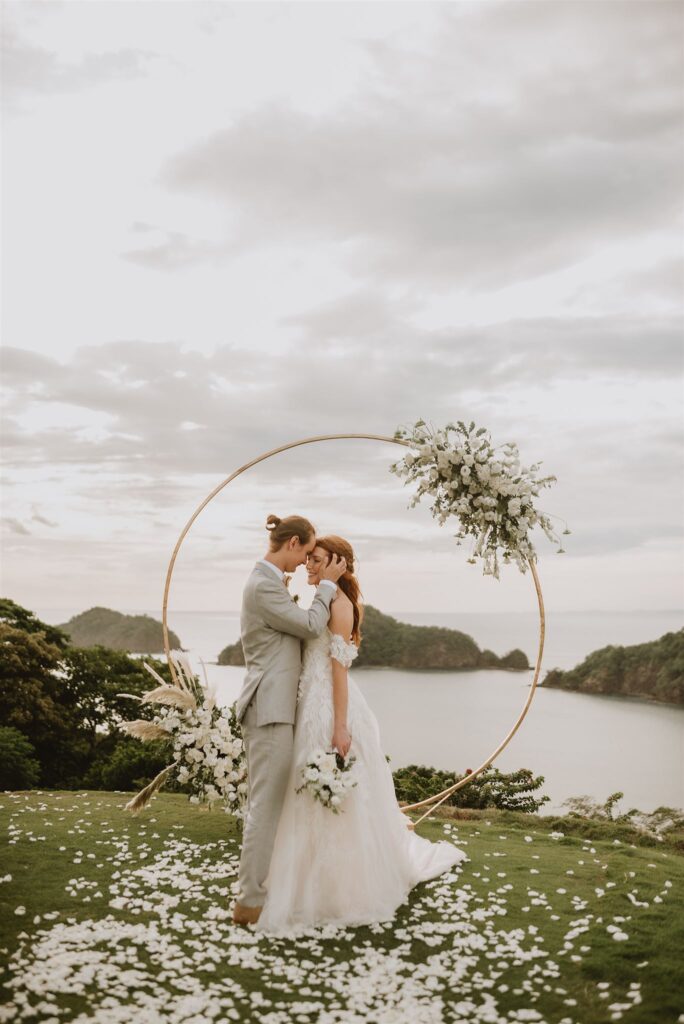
[254,627,468,935]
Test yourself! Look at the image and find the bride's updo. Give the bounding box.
[314,535,364,646]
[265,514,315,551]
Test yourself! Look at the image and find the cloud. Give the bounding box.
[573,257,684,310]
[1,21,154,105]
[155,2,683,287]
[31,508,58,527]
[1,517,31,536]
[1,304,681,558]
[2,0,682,612]
[283,297,684,382]
[121,224,228,272]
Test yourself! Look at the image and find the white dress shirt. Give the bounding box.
[257,559,337,591]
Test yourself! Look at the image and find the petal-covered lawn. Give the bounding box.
[0,792,682,1023]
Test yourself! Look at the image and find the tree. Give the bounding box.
[0,598,70,649]
[0,622,79,784]
[0,727,41,789]
[0,600,175,787]
[60,646,173,756]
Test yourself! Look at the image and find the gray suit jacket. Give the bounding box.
[235,562,336,727]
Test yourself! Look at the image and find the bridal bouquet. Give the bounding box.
[119,651,248,819]
[390,418,570,580]
[296,748,359,813]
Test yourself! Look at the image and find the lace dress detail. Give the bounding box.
[329,631,359,668]
[255,626,468,935]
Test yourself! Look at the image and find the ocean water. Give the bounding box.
[35,607,684,816]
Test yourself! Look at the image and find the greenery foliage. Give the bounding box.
[0,726,41,790]
[560,790,684,843]
[0,599,174,788]
[85,736,176,792]
[392,763,550,814]
[543,628,684,705]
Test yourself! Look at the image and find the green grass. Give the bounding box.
[0,790,682,1023]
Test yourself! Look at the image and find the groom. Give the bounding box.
[232,514,346,925]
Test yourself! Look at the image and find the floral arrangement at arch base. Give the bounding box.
[390,418,570,579]
[118,651,248,820]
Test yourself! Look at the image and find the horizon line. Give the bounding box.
[22,604,684,617]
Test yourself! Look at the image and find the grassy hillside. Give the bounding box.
[0,791,681,1023]
[218,604,530,671]
[543,628,684,706]
[57,606,182,654]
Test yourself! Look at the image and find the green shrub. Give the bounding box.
[393,763,550,813]
[561,791,684,842]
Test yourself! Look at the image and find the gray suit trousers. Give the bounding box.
[237,694,294,907]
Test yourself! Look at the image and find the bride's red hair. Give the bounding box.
[315,535,364,646]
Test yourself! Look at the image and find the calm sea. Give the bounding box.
[36,607,684,817]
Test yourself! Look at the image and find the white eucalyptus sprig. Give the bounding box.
[390,419,570,579]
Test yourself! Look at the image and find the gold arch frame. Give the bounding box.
[161,433,545,828]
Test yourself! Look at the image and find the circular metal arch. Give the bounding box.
[161,433,545,827]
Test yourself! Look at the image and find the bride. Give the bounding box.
[254,534,468,935]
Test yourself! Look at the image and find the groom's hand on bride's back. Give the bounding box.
[320,553,346,583]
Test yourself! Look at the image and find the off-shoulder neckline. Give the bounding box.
[325,626,357,648]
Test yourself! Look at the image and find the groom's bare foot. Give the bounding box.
[232,901,263,926]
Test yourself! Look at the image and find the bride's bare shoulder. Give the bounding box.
[329,591,353,637]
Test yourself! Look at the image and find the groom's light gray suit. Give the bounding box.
[236,560,336,907]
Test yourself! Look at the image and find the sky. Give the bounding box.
[1,0,683,621]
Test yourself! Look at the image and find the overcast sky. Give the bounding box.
[1,0,683,621]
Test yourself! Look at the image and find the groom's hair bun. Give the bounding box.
[266,514,316,551]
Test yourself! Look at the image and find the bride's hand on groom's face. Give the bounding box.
[320,553,346,583]
[332,725,352,758]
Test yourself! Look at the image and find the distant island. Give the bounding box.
[542,628,684,706]
[218,604,530,671]
[57,606,182,654]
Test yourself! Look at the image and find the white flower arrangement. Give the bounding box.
[295,748,359,813]
[390,418,570,579]
[118,651,248,819]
